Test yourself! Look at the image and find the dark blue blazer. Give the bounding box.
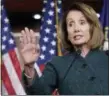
[23,49,108,95]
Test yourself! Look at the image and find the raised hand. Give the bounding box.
[19,27,40,66]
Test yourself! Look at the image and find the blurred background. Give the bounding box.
[4,0,103,33]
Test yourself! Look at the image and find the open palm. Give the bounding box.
[19,27,40,65]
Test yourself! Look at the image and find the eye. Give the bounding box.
[80,20,86,25]
[69,23,73,27]
[68,21,74,27]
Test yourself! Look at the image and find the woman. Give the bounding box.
[20,2,108,95]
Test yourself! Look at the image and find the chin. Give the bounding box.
[73,42,85,45]
[70,39,87,46]
[73,42,86,46]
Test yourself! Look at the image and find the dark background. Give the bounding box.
[4,0,103,33]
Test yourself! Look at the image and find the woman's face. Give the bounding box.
[66,10,90,46]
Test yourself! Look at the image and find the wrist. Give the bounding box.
[24,66,35,79]
[24,73,33,79]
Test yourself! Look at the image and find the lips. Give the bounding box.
[74,35,83,40]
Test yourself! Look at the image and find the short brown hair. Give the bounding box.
[60,2,104,52]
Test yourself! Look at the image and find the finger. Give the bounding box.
[20,31,24,44]
[36,44,40,54]
[19,36,23,43]
[19,37,24,49]
[21,30,27,44]
[30,29,37,44]
[25,27,31,43]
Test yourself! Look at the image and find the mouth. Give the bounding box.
[74,35,83,40]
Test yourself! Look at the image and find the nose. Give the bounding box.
[74,24,80,32]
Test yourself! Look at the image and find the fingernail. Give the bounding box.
[25,27,28,30]
[30,29,32,31]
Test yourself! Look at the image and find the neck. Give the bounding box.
[74,45,90,57]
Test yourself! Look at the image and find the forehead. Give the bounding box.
[66,10,86,20]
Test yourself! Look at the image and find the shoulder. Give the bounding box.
[90,49,108,66]
[86,49,108,67]
[49,53,72,65]
[50,52,76,64]
[46,52,75,70]
[91,49,108,59]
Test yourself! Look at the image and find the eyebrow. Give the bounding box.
[80,16,86,20]
[66,18,73,22]
[67,16,86,22]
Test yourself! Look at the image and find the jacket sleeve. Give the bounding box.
[22,62,58,95]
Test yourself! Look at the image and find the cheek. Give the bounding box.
[83,26,90,39]
[67,28,74,36]
[84,31,90,42]
[67,28,71,35]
